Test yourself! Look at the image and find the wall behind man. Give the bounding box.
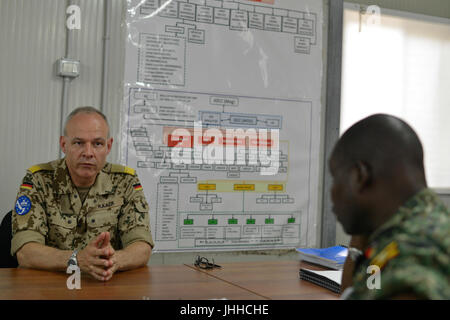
[0,0,125,218]
[0,0,65,215]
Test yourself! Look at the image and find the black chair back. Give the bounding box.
[0,211,18,268]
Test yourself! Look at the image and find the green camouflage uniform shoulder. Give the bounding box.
[396,189,449,268]
[349,189,450,299]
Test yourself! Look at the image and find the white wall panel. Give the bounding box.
[63,0,126,163]
[0,0,66,216]
[102,0,127,164]
[66,0,104,115]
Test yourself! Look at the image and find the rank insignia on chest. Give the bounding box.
[369,241,399,270]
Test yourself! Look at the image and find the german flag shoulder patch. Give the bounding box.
[20,182,33,190]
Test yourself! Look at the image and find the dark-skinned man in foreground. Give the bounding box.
[329,114,449,299]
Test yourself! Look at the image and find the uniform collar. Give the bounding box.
[53,159,113,195]
[368,188,437,243]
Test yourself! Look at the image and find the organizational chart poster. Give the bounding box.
[122,0,324,252]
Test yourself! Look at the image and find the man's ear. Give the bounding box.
[60,136,67,154]
[106,137,113,154]
[349,161,372,193]
[354,161,372,191]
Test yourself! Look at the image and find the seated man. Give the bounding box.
[329,114,449,299]
[12,106,154,281]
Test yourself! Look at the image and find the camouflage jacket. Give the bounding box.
[347,188,449,299]
[12,159,154,255]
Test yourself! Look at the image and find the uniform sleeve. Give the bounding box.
[11,172,48,256]
[373,240,450,300]
[118,174,154,249]
[376,260,449,299]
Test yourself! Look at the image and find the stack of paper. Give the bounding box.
[296,246,348,270]
[299,268,342,293]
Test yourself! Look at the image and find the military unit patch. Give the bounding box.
[15,195,32,216]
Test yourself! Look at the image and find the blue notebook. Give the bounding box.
[296,246,348,270]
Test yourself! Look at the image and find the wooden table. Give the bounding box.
[186,260,340,300]
[0,265,264,300]
[0,261,339,300]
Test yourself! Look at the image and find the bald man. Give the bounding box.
[329,114,449,299]
[11,107,154,281]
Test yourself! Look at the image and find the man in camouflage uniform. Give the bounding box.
[12,107,154,281]
[329,114,449,299]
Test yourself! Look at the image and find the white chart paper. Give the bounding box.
[121,0,324,252]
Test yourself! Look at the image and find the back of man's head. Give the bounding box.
[331,113,426,183]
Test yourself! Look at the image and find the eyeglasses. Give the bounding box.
[194,256,221,270]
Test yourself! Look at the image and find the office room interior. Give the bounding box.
[0,0,448,302]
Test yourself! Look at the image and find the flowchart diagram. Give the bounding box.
[123,0,324,251]
[139,0,317,47]
[124,87,313,250]
[135,0,318,86]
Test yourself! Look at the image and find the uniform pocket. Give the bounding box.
[87,197,122,228]
[48,213,77,229]
[87,210,119,229]
[47,213,77,249]
[87,209,120,246]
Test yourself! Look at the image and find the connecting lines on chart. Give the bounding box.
[129,91,295,211]
[130,124,293,210]
[139,0,317,54]
[126,87,308,247]
[130,125,298,244]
